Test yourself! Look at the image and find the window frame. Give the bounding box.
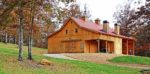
[65,29,68,34]
[75,28,78,33]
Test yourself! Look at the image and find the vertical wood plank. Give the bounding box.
[106,41,108,53]
[127,40,129,55]
[97,40,100,52]
[133,41,135,55]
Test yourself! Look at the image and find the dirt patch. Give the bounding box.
[63,53,121,64]
[63,53,150,69]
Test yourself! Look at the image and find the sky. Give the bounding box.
[76,0,145,28]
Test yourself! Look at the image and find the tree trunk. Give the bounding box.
[0,35,1,42]
[5,32,7,44]
[18,0,23,61]
[8,35,10,43]
[27,0,34,60]
[28,31,32,60]
[13,36,16,44]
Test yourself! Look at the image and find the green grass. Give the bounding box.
[0,42,141,74]
[109,56,150,65]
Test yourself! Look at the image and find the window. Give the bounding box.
[75,28,78,33]
[71,21,73,24]
[66,30,68,34]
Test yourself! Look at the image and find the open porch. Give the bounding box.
[84,39,114,53]
[122,39,135,55]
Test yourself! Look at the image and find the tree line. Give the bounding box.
[0,0,87,61]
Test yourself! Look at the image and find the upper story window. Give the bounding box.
[75,28,78,33]
[66,29,68,34]
[71,21,73,24]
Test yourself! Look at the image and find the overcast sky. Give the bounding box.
[76,0,145,28]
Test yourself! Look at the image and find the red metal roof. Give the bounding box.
[48,17,135,40]
[71,17,114,34]
[71,17,135,40]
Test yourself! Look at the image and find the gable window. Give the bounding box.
[66,29,68,34]
[75,28,78,33]
[71,21,73,24]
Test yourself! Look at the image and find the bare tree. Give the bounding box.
[18,0,24,61]
[27,0,35,60]
[113,0,141,36]
[131,0,150,46]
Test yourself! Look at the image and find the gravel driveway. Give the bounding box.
[44,54,76,60]
[63,53,121,64]
[44,53,150,69]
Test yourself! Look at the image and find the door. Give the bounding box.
[62,41,80,53]
[84,40,97,53]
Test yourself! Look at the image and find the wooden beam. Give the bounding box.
[133,41,135,55]
[88,42,91,53]
[97,40,100,52]
[106,41,108,53]
[127,40,129,55]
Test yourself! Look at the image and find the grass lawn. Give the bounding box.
[109,56,150,65]
[0,42,141,74]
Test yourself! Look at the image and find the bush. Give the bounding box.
[135,49,150,57]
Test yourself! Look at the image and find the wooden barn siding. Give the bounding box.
[84,40,98,53]
[107,41,114,53]
[48,19,99,53]
[48,19,123,54]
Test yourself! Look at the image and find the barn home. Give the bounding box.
[47,16,135,55]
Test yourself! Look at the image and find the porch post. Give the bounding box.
[97,40,100,52]
[106,41,108,53]
[132,41,135,55]
[126,40,129,55]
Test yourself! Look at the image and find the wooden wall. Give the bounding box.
[114,38,122,54]
[107,41,114,53]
